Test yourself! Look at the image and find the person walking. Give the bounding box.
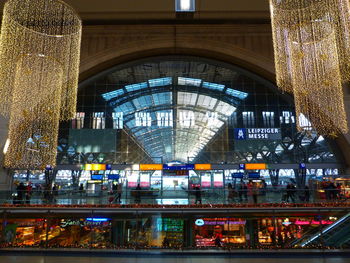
[25,182,33,204]
[227,183,235,203]
[304,185,310,202]
[116,182,123,203]
[252,182,259,204]
[135,184,141,204]
[195,186,202,204]
[286,183,295,202]
[16,182,26,204]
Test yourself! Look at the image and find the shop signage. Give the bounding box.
[245,163,267,170]
[239,164,245,169]
[232,173,244,179]
[91,174,103,180]
[195,218,246,226]
[248,172,260,179]
[84,164,106,171]
[140,164,163,171]
[234,128,281,140]
[195,219,205,226]
[107,174,120,180]
[295,220,334,225]
[163,164,195,170]
[195,164,212,170]
[60,219,110,228]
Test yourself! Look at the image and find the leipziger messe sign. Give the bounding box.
[234,128,282,140]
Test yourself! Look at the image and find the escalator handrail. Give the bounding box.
[300,212,350,247]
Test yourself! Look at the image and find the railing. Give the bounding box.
[2,187,348,206]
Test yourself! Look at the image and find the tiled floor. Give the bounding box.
[1,255,350,263]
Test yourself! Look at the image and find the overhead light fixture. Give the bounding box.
[0,0,82,169]
[269,0,349,136]
[176,0,195,12]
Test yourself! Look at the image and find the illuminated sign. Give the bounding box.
[195,218,246,226]
[248,172,260,179]
[84,164,106,171]
[140,164,163,171]
[232,173,244,179]
[234,128,281,140]
[195,164,211,170]
[245,163,267,170]
[195,219,205,226]
[60,219,110,228]
[86,218,109,222]
[91,174,103,180]
[107,174,120,180]
[163,164,194,170]
[295,220,334,225]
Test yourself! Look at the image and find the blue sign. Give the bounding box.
[108,174,120,180]
[239,164,245,170]
[163,164,195,170]
[106,164,112,170]
[299,163,306,169]
[91,174,103,180]
[195,219,205,226]
[234,128,281,140]
[248,172,260,179]
[234,128,247,140]
[232,173,244,179]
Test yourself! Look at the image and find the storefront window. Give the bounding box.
[258,217,336,245]
[4,219,47,247]
[194,218,246,247]
[47,218,112,248]
[125,217,184,248]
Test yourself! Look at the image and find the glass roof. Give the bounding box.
[113,90,236,162]
[62,57,341,166]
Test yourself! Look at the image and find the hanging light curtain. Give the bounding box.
[269,0,349,135]
[0,0,82,169]
[290,22,348,135]
[0,0,82,120]
[4,55,63,169]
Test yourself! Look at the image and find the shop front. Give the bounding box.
[194,217,246,247]
[257,216,336,246]
[124,216,185,248]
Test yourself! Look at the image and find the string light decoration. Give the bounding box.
[0,0,82,168]
[269,0,349,135]
[290,22,348,135]
[4,55,63,169]
[0,0,82,120]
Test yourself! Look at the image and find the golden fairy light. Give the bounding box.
[290,22,348,135]
[4,55,63,169]
[269,0,349,135]
[0,0,82,168]
[0,0,82,120]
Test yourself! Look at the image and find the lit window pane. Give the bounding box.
[178,77,201,87]
[176,0,195,12]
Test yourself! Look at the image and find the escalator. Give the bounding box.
[290,212,350,248]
